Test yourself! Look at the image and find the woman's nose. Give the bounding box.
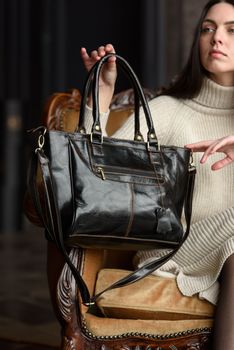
[211,28,223,45]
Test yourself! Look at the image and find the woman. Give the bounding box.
[81,1,234,348]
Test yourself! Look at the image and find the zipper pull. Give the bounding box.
[97,167,106,180]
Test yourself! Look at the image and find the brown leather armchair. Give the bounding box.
[25,88,214,350]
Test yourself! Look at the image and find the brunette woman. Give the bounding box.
[81,1,234,348]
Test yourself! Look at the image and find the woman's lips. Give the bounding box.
[210,49,227,58]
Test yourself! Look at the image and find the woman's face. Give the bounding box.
[200,2,234,86]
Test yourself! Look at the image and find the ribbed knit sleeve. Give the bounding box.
[83,105,110,135]
[177,207,234,300]
[135,206,234,305]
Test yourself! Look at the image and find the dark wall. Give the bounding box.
[0,0,184,232]
[1,0,184,125]
[39,0,143,105]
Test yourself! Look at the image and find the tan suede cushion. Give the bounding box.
[85,313,213,337]
[95,269,215,320]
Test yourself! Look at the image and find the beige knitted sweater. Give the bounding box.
[85,77,234,304]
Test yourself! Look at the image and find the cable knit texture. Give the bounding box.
[84,78,234,305]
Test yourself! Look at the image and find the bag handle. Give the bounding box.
[78,63,142,141]
[29,144,196,306]
[78,54,158,145]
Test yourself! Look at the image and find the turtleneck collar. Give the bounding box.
[192,77,234,110]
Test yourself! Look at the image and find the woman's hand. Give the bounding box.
[81,44,117,112]
[186,136,234,170]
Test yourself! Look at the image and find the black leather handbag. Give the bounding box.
[28,54,196,306]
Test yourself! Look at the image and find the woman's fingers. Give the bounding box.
[101,44,116,64]
[211,156,233,171]
[80,47,96,71]
[186,140,214,163]
[80,44,117,111]
[80,47,89,61]
[104,43,116,55]
[81,44,116,73]
[97,46,105,56]
[200,142,219,163]
[86,44,115,59]
[186,136,234,170]
[201,137,234,164]
[90,50,100,60]
[185,140,213,152]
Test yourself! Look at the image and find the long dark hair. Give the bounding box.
[161,0,234,99]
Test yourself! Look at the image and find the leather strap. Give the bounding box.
[29,150,91,303]
[78,54,157,145]
[29,147,196,306]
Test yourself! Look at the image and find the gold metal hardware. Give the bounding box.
[97,167,106,180]
[150,133,156,139]
[95,125,100,131]
[189,151,196,172]
[136,135,143,141]
[29,126,47,152]
[83,301,96,307]
[38,134,45,149]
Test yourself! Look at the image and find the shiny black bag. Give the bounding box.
[28,54,196,305]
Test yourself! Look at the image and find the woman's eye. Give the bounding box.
[228,28,234,33]
[201,27,215,33]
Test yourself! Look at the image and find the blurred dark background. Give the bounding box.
[0,0,206,233]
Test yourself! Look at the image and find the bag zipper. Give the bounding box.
[96,165,164,182]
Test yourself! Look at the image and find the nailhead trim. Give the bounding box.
[81,318,212,341]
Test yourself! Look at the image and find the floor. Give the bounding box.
[0,218,60,349]
[0,339,57,350]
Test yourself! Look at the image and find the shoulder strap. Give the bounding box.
[29,148,196,306]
